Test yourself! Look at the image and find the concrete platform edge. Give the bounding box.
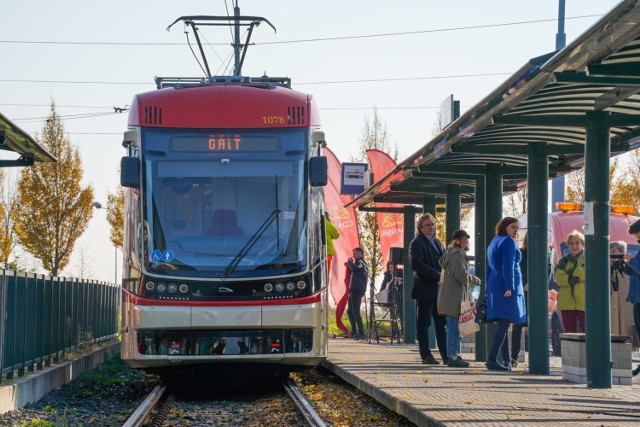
[0,341,120,415]
[322,359,444,427]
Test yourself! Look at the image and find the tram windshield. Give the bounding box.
[142,128,308,278]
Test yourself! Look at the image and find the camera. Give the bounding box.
[610,254,627,292]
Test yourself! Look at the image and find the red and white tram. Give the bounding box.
[118,18,330,373]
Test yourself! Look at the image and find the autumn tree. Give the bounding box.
[503,189,528,217]
[611,150,640,210]
[564,157,638,209]
[0,170,8,266]
[106,187,125,249]
[12,103,94,275]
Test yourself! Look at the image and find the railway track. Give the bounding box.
[123,377,326,426]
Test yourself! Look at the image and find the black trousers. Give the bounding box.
[416,299,447,361]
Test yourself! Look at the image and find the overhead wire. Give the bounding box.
[11,111,122,123]
[0,71,510,86]
[0,14,603,47]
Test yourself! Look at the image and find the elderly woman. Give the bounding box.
[555,230,586,333]
[486,217,527,371]
[437,229,479,368]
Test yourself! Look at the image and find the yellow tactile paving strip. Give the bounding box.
[324,338,640,426]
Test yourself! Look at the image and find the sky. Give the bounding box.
[0,0,623,282]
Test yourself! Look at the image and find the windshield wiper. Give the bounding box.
[223,209,281,277]
[255,261,303,270]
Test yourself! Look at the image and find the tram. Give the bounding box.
[118,14,329,375]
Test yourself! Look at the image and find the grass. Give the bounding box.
[327,305,397,337]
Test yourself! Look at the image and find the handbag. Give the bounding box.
[474,296,489,324]
[459,298,480,336]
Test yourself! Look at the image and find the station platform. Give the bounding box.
[323,338,640,426]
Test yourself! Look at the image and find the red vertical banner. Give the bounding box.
[325,148,360,336]
[366,149,404,267]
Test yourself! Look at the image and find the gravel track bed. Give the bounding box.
[0,356,414,426]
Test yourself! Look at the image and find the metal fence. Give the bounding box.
[0,270,119,383]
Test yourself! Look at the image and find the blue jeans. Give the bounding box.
[446,315,460,359]
[347,291,365,336]
[489,318,511,363]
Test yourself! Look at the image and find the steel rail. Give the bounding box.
[122,383,167,427]
[282,378,326,427]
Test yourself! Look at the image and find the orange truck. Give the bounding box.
[518,203,639,356]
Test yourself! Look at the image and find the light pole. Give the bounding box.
[93,201,118,284]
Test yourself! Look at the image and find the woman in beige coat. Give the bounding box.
[437,230,478,367]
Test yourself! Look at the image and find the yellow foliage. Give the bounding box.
[11,103,94,275]
[106,187,124,248]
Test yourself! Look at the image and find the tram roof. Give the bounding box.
[0,112,56,165]
[348,0,640,208]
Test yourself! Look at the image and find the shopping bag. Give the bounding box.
[459,299,480,336]
[375,288,390,304]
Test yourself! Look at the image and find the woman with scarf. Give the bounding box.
[554,230,586,333]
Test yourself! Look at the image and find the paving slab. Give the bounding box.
[323,338,640,426]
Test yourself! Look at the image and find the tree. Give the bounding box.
[12,103,94,275]
[355,107,398,162]
[565,167,585,203]
[106,187,125,249]
[503,189,528,217]
[0,171,21,268]
[611,150,640,210]
[355,108,399,282]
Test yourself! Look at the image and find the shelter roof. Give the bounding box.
[0,112,56,164]
[348,0,640,207]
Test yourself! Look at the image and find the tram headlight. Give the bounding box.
[285,281,296,292]
[264,283,273,292]
[179,284,189,293]
[296,280,306,290]
[156,282,167,293]
[167,283,178,294]
[275,282,285,292]
[145,281,155,291]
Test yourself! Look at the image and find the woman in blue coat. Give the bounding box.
[486,217,527,371]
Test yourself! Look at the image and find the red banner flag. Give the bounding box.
[325,147,360,336]
[366,149,404,268]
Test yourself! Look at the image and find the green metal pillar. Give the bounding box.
[423,195,437,216]
[485,164,503,360]
[474,175,487,361]
[528,143,550,375]
[403,205,417,344]
[585,111,611,388]
[446,184,462,242]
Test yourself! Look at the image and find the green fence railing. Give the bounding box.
[0,270,119,383]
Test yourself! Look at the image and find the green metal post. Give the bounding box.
[485,164,503,361]
[474,175,487,361]
[403,205,417,344]
[446,184,462,241]
[585,111,611,388]
[528,143,550,375]
[423,196,437,216]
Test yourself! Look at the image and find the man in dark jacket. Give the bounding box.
[347,247,369,339]
[410,213,448,364]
